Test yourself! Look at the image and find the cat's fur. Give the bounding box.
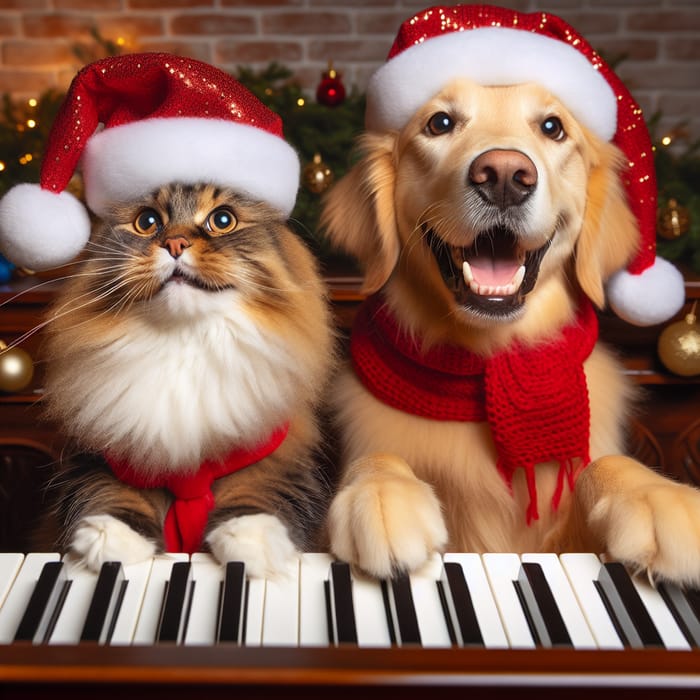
[34,183,335,577]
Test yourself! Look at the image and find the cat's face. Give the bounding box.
[83,183,293,321]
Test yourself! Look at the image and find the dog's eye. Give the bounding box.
[426,112,455,136]
[133,208,163,236]
[541,116,566,141]
[205,207,238,236]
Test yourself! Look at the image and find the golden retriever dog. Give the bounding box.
[321,6,699,586]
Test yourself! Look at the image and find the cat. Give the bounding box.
[33,182,336,578]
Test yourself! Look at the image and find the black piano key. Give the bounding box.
[80,561,125,644]
[157,561,193,644]
[386,572,421,646]
[441,562,483,647]
[657,582,700,647]
[217,561,246,644]
[516,562,572,648]
[596,562,663,648]
[328,562,358,645]
[14,561,67,644]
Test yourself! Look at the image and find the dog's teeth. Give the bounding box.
[512,265,526,291]
[462,260,473,284]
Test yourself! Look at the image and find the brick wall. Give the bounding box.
[0,0,698,142]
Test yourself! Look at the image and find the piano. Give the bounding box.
[1,551,700,698]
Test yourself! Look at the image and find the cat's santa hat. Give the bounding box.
[0,52,299,272]
[365,4,685,327]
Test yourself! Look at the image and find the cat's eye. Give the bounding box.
[426,112,455,136]
[206,207,237,235]
[541,116,566,141]
[133,208,163,236]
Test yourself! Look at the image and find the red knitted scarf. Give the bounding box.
[105,424,289,553]
[350,294,599,523]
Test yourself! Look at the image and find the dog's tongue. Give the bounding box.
[468,253,521,286]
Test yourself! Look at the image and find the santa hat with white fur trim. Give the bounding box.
[366,4,685,327]
[0,52,299,271]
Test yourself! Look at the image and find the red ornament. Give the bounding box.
[316,63,345,107]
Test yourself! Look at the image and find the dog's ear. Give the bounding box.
[320,132,399,294]
[575,138,639,309]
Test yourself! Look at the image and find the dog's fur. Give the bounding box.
[322,79,700,585]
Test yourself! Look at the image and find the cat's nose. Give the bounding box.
[163,236,191,258]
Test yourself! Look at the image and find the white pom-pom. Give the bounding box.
[0,184,91,270]
[607,257,686,326]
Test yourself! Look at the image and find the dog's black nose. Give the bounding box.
[468,149,537,209]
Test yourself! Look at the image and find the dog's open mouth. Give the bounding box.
[427,226,552,317]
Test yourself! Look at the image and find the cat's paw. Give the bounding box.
[206,513,298,579]
[69,514,157,572]
[581,456,700,586]
[328,454,448,578]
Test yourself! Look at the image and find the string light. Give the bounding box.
[661,135,673,147]
[0,162,5,172]
[26,119,36,129]
[296,97,305,107]
[28,98,37,108]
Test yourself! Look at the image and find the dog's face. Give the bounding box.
[323,78,638,341]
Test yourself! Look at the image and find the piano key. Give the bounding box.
[441,562,483,647]
[522,553,596,649]
[385,572,421,646]
[328,561,357,646]
[261,556,300,647]
[0,553,24,610]
[351,570,391,647]
[482,553,535,648]
[298,553,333,647]
[443,553,508,649]
[408,552,451,648]
[132,554,189,644]
[157,560,193,643]
[184,553,223,646]
[80,561,125,644]
[217,561,246,644]
[559,553,623,649]
[244,576,266,646]
[0,553,61,644]
[629,572,689,650]
[658,582,700,647]
[14,560,66,643]
[108,558,154,645]
[596,562,663,648]
[517,562,572,648]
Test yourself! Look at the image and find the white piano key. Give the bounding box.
[522,553,596,649]
[482,552,535,648]
[131,553,189,644]
[352,571,391,647]
[48,557,100,645]
[559,553,623,649]
[244,576,265,646]
[631,573,690,650]
[299,553,333,647]
[409,552,451,648]
[0,553,24,610]
[109,558,154,645]
[444,553,508,648]
[184,553,224,646]
[262,556,300,647]
[0,553,60,644]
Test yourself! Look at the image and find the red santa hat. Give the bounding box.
[0,53,300,271]
[365,5,685,327]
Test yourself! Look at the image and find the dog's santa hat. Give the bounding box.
[0,52,299,271]
[366,4,685,327]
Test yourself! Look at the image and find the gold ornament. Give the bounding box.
[0,339,34,392]
[303,153,334,194]
[658,304,700,377]
[657,198,690,240]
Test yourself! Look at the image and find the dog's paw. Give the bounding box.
[328,454,448,578]
[582,456,700,586]
[206,513,298,579]
[69,514,157,572]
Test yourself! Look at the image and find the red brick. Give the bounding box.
[618,64,700,91]
[262,11,351,35]
[129,0,214,8]
[170,13,256,35]
[309,40,390,63]
[22,13,94,39]
[355,10,422,35]
[54,0,122,10]
[222,0,302,5]
[0,0,48,8]
[592,38,659,62]
[137,40,213,62]
[553,12,620,36]
[627,11,700,32]
[96,16,165,39]
[2,40,74,66]
[0,68,55,93]
[666,38,700,61]
[0,17,18,37]
[216,40,302,63]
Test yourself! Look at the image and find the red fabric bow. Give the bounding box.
[106,424,288,553]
